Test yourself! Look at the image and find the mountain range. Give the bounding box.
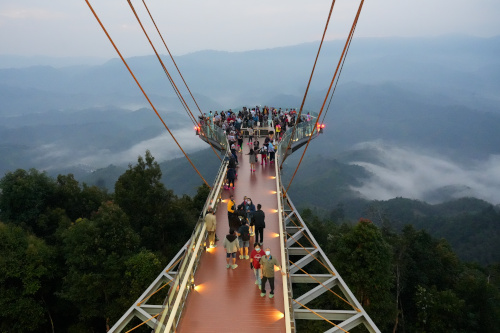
[0,35,499,204]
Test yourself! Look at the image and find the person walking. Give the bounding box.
[237,131,244,152]
[248,148,258,172]
[223,229,240,269]
[259,247,286,298]
[250,242,264,289]
[259,144,268,165]
[246,198,256,236]
[268,142,275,164]
[253,204,266,244]
[237,219,250,260]
[248,127,254,145]
[205,206,217,248]
[226,167,236,190]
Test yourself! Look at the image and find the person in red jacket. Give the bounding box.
[249,242,264,289]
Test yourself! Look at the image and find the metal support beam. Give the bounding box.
[290,274,334,284]
[287,247,316,256]
[293,277,337,308]
[324,313,365,333]
[289,249,319,274]
[282,193,381,333]
[294,309,359,321]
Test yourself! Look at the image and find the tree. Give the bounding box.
[54,174,109,222]
[0,169,57,236]
[60,202,140,330]
[0,222,55,332]
[114,150,196,255]
[327,220,395,330]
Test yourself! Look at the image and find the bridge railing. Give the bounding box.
[154,132,229,333]
[199,124,228,151]
[277,112,319,164]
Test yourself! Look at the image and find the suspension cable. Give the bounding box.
[84,0,211,188]
[322,19,357,124]
[141,0,203,116]
[286,0,365,192]
[126,0,196,125]
[127,0,221,160]
[280,0,337,169]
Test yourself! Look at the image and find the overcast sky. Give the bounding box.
[1,0,499,58]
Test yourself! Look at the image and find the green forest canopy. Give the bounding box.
[1,151,499,332]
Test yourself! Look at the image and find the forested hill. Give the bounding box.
[79,148,500,265]
[1,152,499,332]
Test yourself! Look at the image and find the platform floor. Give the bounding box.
[177,138,286,333]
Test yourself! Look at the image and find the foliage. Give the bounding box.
[0,223,55,332]
[307,212,500,333]
[0,151,208,332]
[60,202,140,329]
[115,150,197,257]
[327,220,395,329]
[0,168,57,236]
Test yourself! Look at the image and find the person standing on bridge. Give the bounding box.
[223,229,240,269]
[237,219,250,260]
[205,206,217,248]
[248,148,258,172]
[227,195,236,220]
[260,248,286,298]
[247,127,254,145]
[252,204,266,244]
[267,142,275,164]
[250,242,264,289]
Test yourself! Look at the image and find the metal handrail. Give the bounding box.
[155,114,319,332]
[277,113,319,164]
[154,129,230,333]
[274,155,294,332]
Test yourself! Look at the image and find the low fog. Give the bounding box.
[349,142,500,205]
[36,128,207,171]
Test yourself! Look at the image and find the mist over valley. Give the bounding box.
[1,35,499,207]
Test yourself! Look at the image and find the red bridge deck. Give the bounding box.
[177,138,286,332]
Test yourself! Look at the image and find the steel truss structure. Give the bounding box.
[108,242,188,332]
[282,193,380,333]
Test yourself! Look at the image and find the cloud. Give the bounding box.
[0,8,65,20]
[30,127,207,172]
[349,142,500,205]
[74,128,206,167]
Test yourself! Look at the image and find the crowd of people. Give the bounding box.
[201,106,311,298]
[198,105,314,189]
[204,195,285,299]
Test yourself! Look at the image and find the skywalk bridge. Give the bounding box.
[109,117,380,333]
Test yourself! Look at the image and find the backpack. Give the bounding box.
[241,225,250,241]
[228,156,236,169]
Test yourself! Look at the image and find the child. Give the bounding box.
[259,145,268,165]
[248,148,258,172]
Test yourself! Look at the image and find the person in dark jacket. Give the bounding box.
[253,204,266,244]
[246,198,256,235]
[226,167,236,190]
